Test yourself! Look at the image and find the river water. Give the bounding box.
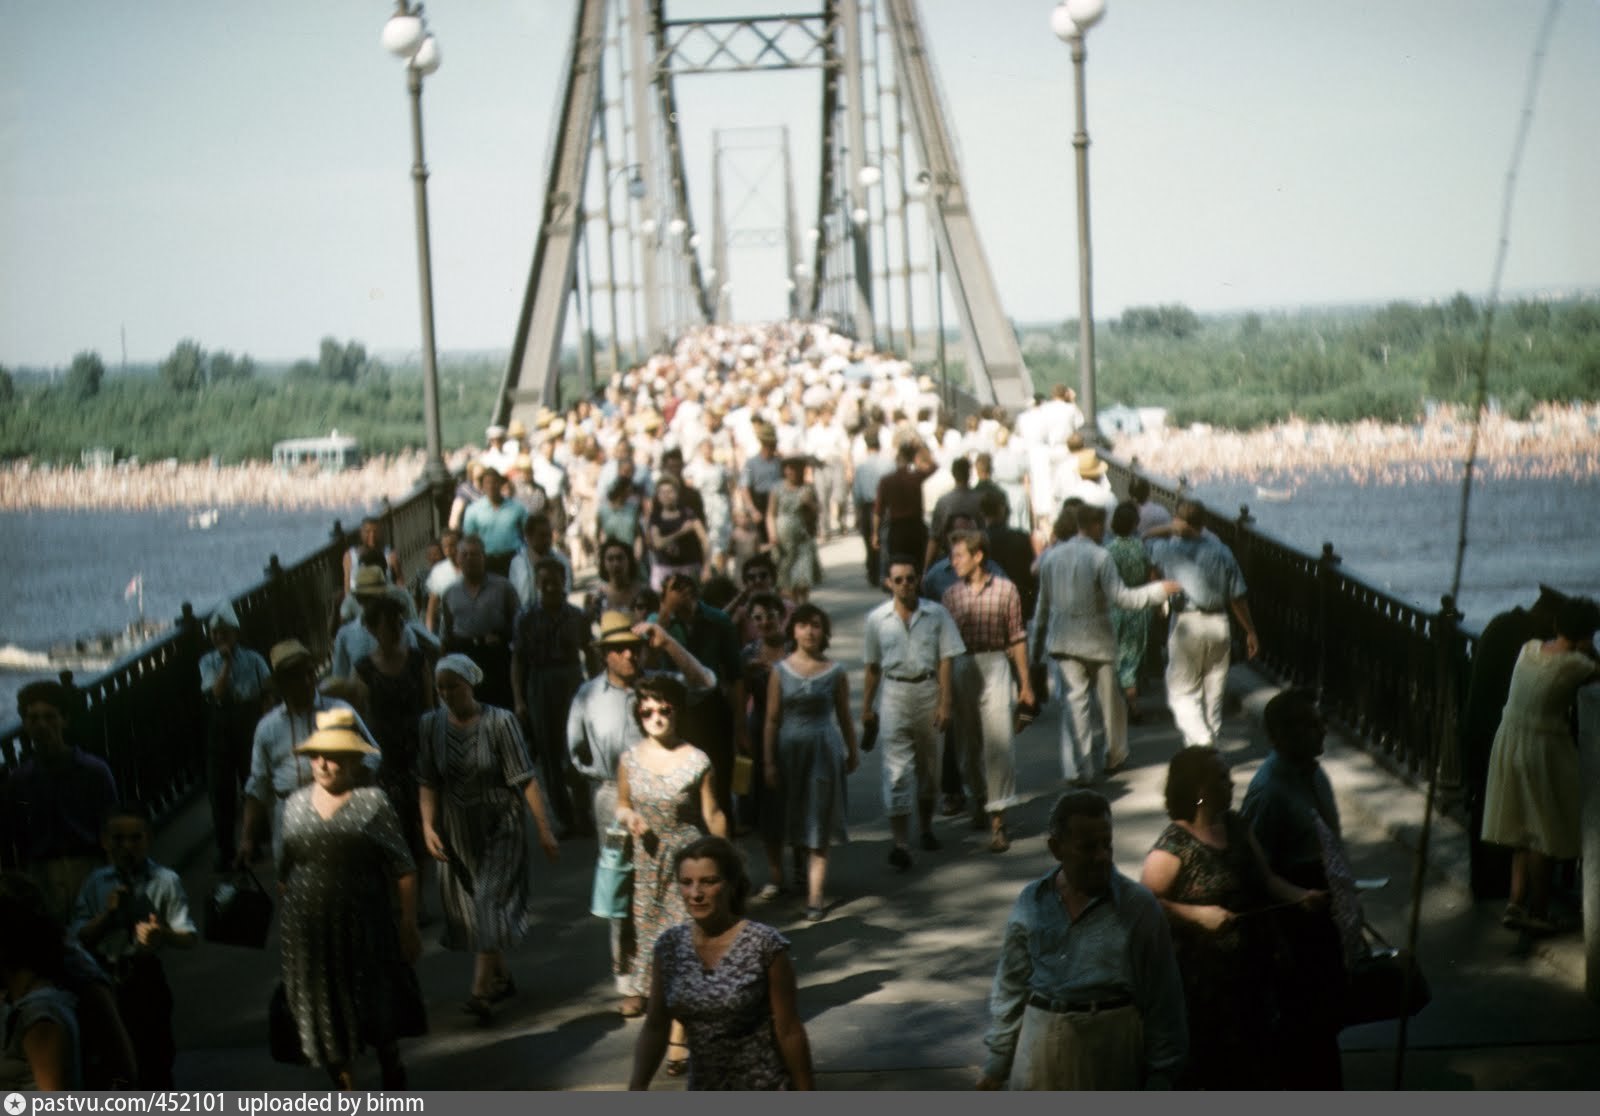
[3,474,1596,718]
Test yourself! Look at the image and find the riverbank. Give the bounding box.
[0,450,456,512]
[1111,402,1600,486]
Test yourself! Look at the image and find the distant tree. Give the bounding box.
[66,351,105,399]
[316,337,380,384]
[208,350,255,382]
[0,365,12,403]
[1445,291,1479,329]
[160,338,207,392]
[1239,312,1263,340]
[1116,303,1200,339]
[1508,299,1550,332]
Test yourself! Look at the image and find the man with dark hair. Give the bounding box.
[440,533,521,711]
[1146,500,1259,748]
[943,529,1035,852]
[862,555,965,869]
[1033,504,1179,785]
[979,790,1186,1090]
[851,425,893,585]
[1128,476,1171,539]
[654,573,746,820]
[727,552,792,643]
[513,557,593,838]
[462,466,529,577]
[508,512,574,606]
[926,457,983,571]
[1,681,119,921]
[198,604,272,870]
[874,441,936,580]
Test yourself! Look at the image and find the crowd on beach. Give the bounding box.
[3,318,1596,1093]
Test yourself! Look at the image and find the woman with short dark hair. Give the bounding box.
[629,837,815,1090]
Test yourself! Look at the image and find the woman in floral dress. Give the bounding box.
[630,836,814,1090]
[1105,501,1154,720]
[614,675,728,1076]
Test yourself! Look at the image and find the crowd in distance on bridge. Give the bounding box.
[3,318,1597,1092]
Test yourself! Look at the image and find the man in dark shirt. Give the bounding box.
[926,457,984,571]
[512,557,592,837]
[654,573,746,819]
[1,680,120,921]
[874,441,936,578]
[737,427,783,546]
[441,533,521,710]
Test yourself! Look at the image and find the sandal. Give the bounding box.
[1501,903,1527,930]
[664,1041,690,1077]
[461,995,494,1023]
[619,995,646,1018]
[756,883,784,901]
[490,975,517,1003]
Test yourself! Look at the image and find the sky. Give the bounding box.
[2,0,1598,369]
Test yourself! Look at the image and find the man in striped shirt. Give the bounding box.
[942,530,1036,852]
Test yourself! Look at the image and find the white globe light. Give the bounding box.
[703,267,717,282]
[1067,0,1107,32]
[794,263,812,278]
[382,14,425,57]
[639,218,657,236]
[688,233,702,249]
[805,227,821,242]
[851,207,870,225]
[786,279,797,291]
[858,165,883,188]
[721,282,733,294]
[668,218,688,237]
[1049,4,1079,42]
[411,35,441,75]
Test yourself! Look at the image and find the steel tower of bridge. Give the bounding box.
[492,0,1032,425]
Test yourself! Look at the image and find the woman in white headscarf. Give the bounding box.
[419,654,561,1022]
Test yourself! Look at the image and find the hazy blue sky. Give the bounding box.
[3,0,1597,367]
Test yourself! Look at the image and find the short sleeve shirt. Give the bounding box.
[863,599,966,677]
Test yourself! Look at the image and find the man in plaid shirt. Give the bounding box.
[942,529,1036,852]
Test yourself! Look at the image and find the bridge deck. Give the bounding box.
[151,534,1598,1090]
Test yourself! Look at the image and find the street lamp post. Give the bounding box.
[1052,0,1105,442]
[383,2,449,500]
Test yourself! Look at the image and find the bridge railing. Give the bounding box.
[1101,454,1476,807]
[1,481,448,854]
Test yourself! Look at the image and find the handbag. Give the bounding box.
[731,754,754,796]
[1342,925,1432,1027]
[590,825,634,920]
[268,983,309,1065]
[205,868,274,949]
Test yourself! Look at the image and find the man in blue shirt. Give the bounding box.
[851,425,893,584]
[462,467,529,577]
[198,603,271,869]
[979,790,1186,1090]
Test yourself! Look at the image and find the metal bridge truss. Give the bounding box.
[494,0,1032,426]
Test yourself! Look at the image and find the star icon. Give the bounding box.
[4,1093,27,1115]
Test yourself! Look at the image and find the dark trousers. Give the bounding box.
[446,638,515,713]
[856,499,880,584]
[524,664,583,832]
[684,693,736,822]
[206,701,259,862]
[113,953,176,1089]
[881,518,929,577]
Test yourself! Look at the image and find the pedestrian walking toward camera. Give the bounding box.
[1145,500,1259,748]
[978,790,1186,1090]
[197,604,271,870]
[861,555,965,870]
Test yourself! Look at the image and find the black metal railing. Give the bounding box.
[1,478,450,846]
[1102,453,1477,807]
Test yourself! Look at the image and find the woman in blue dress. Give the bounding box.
[763,604,860,921]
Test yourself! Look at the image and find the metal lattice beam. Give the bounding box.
[658,14,835,74]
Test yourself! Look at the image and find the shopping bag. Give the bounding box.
[1342,921,1432,1027]
[590,825,634,920]
[205,868,274,949]
[268,983,309,1065]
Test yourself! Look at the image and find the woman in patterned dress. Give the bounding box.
[1105,501,1155,721]
[629,836,814,1090]
[614,676,728,1077]
[765,457,820,605]
[278,711,419,1090]
[418,654,561,1023]
[1139,746,1326,1090]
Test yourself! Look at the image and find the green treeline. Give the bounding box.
[0,337,531,465]
[4,295,1598,464]
[1021,294,1600,428]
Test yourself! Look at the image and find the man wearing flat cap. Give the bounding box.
[566,611,716,1017]
[198,603,272,869]
[238,639,380,866]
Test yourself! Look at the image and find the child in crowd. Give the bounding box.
[71,804,197,1089]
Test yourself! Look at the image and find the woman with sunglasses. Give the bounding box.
[630,836,814,1090]
[614,676,728,1077]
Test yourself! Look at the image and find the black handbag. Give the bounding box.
[268,983,309,1064]
[1342,927,1432,1027]
[205,868,274,949]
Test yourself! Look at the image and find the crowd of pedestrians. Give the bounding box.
[4,319,1596,1092]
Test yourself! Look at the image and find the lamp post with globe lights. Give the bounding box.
[1052,0,1105,441]
[382,1,449,498]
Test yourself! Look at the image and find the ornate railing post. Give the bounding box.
[1433,594,1466,809]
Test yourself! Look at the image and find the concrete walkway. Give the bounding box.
[151,533,1599,1090]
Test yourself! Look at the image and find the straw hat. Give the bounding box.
[595,611,647,648]
[1075,448,1107,480]
[507,418,529,439]
[269,639,314,675]
[294,708,378,756]
[352,567,389,598]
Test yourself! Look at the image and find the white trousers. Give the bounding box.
[879,677,941,817]
[1166,611,1231,747]
[952,651,1018,812]
[1052,655,1126,782]
[1008,1003,1144,1090]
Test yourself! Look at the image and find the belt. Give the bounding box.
[886,672,934,684]
[1181,606,1225,615]
[1027,992,1133,1015]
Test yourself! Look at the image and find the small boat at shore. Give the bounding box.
[1254,485,1294,503]
[43,619,170,673]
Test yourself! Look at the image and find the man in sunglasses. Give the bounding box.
[862,555,966,870]
[566,610,715,1017]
